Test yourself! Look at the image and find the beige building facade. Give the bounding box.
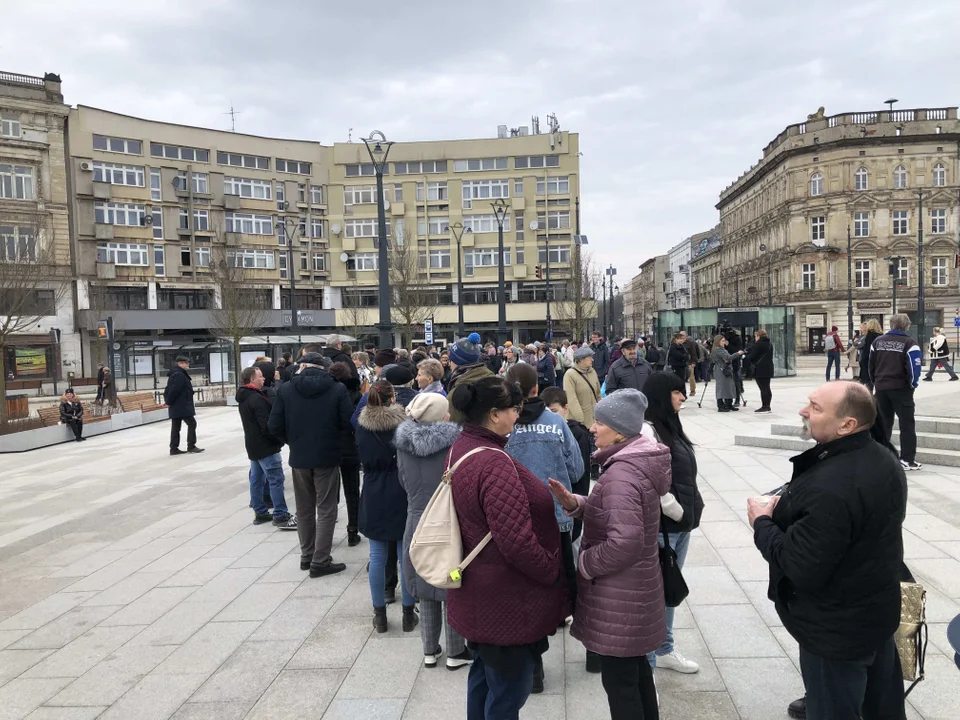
[718,106,960,352]
[633,254,668,337]
[65,105,585,377]
[0,71,75,384]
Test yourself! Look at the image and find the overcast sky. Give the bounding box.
[4,0,960,284]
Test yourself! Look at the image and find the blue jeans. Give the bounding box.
[249,453,289,516]
[826,350,841,380]
[467,651,534,720]
[368,539,414,608]
[647,531,691,668]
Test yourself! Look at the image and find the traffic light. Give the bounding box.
[535,264,543,280]
[97,322,108,339]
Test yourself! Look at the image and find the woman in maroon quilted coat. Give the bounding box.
[551,388,672,720]
[447,376,569,720]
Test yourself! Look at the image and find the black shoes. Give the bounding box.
[531,657,545,694]
[446,649,473,670]
[788,696,806,719]
[384,588,396,605]
[187,446,205,453]
[252,513,273,525]
[585,651,602,674]
[170,448,186,456]
[348,531,362,547]
[310,562,346,578]
[300,560,311,571]
[373,606,388,634]
[754,406,772,413]
[273,515,298,531]
[402,605,419,633]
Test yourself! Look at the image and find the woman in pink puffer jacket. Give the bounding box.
[551,388,671,720]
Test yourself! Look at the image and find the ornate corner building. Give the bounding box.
[715,106,959,352]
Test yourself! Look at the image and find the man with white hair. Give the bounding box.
[323,334,359,380]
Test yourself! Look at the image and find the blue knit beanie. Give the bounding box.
[449,333,482,366]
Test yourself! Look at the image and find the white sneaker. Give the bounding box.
[900,460,923,471]
[424,649,442,668]
[656,650,699,674]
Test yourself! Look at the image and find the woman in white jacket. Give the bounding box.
[924,327,960,381]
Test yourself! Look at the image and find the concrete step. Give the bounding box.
[770,420,960,451]
[735,431,960,467]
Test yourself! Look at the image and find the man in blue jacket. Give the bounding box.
[504,362,584,695]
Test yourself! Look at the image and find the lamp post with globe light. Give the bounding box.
[362,131,394,350]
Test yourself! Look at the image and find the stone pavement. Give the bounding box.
[0,370,958,719]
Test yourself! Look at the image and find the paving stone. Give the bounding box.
[126,601,225,647]
[152,620,260,676]
[169,701,250,720]
[0,628,31,650]
[24,707,108,720]
[327,698,406,720]
[682,536,724,566]
[288,568,359,599]
[0,677,72,720]
[653,627,726,693]
[0,592,97,631]
[520,693,565,720]
[98,585,197,627]
[45,644,176,707]
[0,648,54,686]
[157,556,236,587]
[10,605,122,649]
[245,668,345,719]
[23,624,145,679]
[739,580,783,627]
[909,557,960,598]
[256,556,311,583]
[327,572,380,617]
[714,546,771,583]
[716,658,804,720]
[202,534,269,560]
[139,544,219,576]
[563,661,608,720]
[402,658,465,720]
[82,571,170,607]
[692,604,785,658]
[683,566,750,605]
[906,652,960,720]
[287,615,372,669]
[903,513,960,542]
[212,581,299,622]
[248,595,336,642]
[659,691,740,720]
[182,567,267,608]
[337,637,423,699]
[47,550,132,579]
[189,639,295,704]
[698,520,756,548]
[60,556,153,594]
[228,540,293,568]
[97,672,210,720]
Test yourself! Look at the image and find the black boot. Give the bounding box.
[787,696,806,719]
[585,650,602,674]
[402,605,419,632]
[373,606,388,634]
[718,399,729,412]
[726,399,739,412]
[531,655,544,694]
[348,531,361,547]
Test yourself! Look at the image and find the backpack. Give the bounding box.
[825,333,837,351]
[409,446,510,589]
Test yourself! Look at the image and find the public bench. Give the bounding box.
[37,405,111,428]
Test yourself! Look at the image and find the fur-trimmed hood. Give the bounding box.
[394,420,461,458]
[358,403,406,432]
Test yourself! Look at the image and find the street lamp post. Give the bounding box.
[917,190,926,353]
[759,243,773,306]
[491,198,509,345]
[601,272,607,338]
[362,131,395,350]
[845,226,854,344]
[573,229,589,343]
[281,204,303,331]
[885,255,905,314]
[605,266,617,337]
[449,222,466,337]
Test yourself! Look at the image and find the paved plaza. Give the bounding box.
[1,369,958,719]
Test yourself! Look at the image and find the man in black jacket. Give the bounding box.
[237,366,296,530]
[590,332,611,379]
[164,356,203,456]
[667,334,689,389]
[269,352,354,577]
[748,381,906,720]
[324,334,360,380]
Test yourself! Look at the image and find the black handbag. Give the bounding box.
[658,519,689,608]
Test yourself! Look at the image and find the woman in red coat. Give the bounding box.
[447,377,569,720]
[551,388,672,720]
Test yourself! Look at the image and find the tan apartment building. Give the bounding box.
[0,71,74,387]
[633,254,668,337]
[689,226,722,308]
[66,105,584,379]
[717,106,960,352]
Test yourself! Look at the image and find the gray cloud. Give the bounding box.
[4,0,959,280]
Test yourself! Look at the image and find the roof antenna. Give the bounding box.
[224,102,242,132]
[348,127,353,142]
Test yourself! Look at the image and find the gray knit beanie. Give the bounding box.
[594,389,648,439]
[573,346,595,362]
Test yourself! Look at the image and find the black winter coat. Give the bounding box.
[356,404,408,541]
[323,347,360,380]
[333,375,361,464]
[753,431,906,660]
[59,400,82,423]
[163,366,196,419]
[744,337,774,379]
[667,343,689,370]
[567,418,592,496]
[661,435,703,533]
[236,386,282,461]
[590,342,611,378]
[268,368,353,469]
[859,331,881,385]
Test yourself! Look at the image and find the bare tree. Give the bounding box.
[340,270,376,347]
[205,231,271,388]
[388,224,439,347]
[0,211,70,424]
[553,248,598,342]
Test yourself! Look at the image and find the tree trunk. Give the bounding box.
[0,341,7,426]
[233,337,242,390]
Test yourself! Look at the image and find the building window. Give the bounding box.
[0,164,34,200]
[297,184,306,203]
[392,184,403,202]
[462,214,510,233]
[893,210,909,235]
[97,242,149,266]
[92,162,144,187]
[515,213,524,244]
[152,208,163,240]
[894,165,908,189]
[276,159,312,175]
[514,155,560,169]
[416,181,448,202]
[346,252,378,271]
[536,176,570,195]
[0,112,21,138]
[855,167,868,191]
[854,260,871,288]
[94,135,142,155]
[224,176,271,199]
[277,219,287,245]
[931,208,947,234]
[344,218,389,238]
[154,245,165,276]
[343,185,379,205]
[151,143,209,162]
[464,248,511,274]
[810,215,825,243]
[311,252,327,272]
[174,171,208,194]
[894,258,909,284]
[278,252,288,279]
[933,163,947,187]
[418,217,450,236]
[226,249,276,269]
[95,202,145,226]
[810,172,823,196]
[310,217,324,239]
[216,151,269,170]
[538,245,571,264]
[429,250,451,269]
[801,263,816,290]
[537,211,571,230]
[932,257,948,286]
[310,185,324,204]
[462,179,509,209]
[150,168,162,201]
[179,209,209,231]
[514,179,524,196]
[394,160,447,174]
[0,225,37,262]
[344,163,379,177]
[225,212,273,235]
[454,158,508,172]
[853,211,869,237]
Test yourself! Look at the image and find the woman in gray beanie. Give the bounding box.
[549,388,671,718]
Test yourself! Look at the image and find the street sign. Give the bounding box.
[424,317,434,344]
[953,317,960,327]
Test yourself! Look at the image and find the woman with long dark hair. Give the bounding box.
[641,372,704,675]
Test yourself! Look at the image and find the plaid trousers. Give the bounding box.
[419,598,466,656]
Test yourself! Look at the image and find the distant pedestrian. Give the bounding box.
[563,345,601,429]
[590,332,611,379]
[680,331,699,397]
[605,339,653,394]
[923,326,959,381]
[164,356,203,455]
[858,319,883,391]
[59,388,85,442]
[445,333,493,422]
[415,358,446,396]
[825,325,842,381]
[869,314,923,471]
[94,364,105,405]
[536,344,557,392]
[711,335,741,412]
[745,329,774,413]
[667,333,689,390]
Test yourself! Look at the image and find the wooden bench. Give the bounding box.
[8,379,43,395]
[119,392,166,414]
[37,405,111,428]
[69,377,99,388]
